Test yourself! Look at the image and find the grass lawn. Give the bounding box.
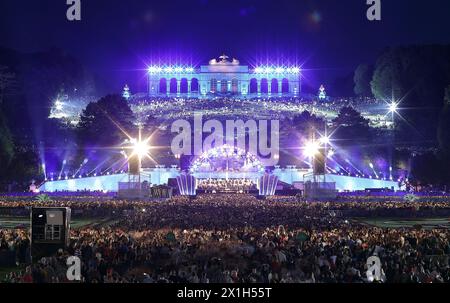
[0,217,113,230]
[0,266,25,281]
[353,217,450,229]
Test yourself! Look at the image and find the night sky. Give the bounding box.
[1,0,450,94]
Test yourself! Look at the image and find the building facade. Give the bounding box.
[147,55,301,97]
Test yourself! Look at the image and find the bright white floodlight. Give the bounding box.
[55,100,63,111]
[388,102,398,113]
[303,141,320,158]
[319,136,330,145]
[131,138,150,160]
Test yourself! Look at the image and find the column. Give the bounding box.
[177,79,181,95]
[268,82,272,95]
[187,79,192,94]
[156,78,160,95]
[278,80,282,96]
[147,76,152,96]
[227,80,231,92]
[149,77,158,96]
[292,80,299,96]
[199,80,207,96]
[257,80,261,95]
[167,78,170,96]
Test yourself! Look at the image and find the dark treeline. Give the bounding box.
[0,47,96,190]
[353,45,450,187]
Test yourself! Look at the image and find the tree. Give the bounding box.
[353,64,373,97]
[0,65,18,105]
[77,94,135,149]
[438,86,450,154]
[410,152,443,186]
[332,106,372,145]
[291,111,325,136]
[0,142,40,191]
[0,112,15,168]
[371,45,450,142]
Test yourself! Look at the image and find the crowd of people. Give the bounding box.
[197,178,257,193]
[128,95,387,124]
[1,194,450,283]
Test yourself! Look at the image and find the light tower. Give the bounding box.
[120,126,151,198]
[303,126,336,201]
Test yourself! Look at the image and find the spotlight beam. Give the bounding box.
[58,160,67,180]
[73,158,89,177]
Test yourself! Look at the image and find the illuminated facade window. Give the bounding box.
[231,78,238,93]
[221,79,228,93]
[210,79,217,92]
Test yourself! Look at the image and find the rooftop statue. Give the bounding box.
[209,54,239,65]
[218,54,229,63]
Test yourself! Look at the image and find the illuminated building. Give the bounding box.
[147,54,301,97]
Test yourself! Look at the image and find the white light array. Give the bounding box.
[147,66,195,74]
[253,66,301,74]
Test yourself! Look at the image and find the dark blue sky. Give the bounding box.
[1,0,450,93]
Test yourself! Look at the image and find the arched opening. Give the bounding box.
[249,78,258,94]
[191,78,199,92]
[221,79,228,93]
[282,78,289,93]
[180,78,188,94]
[159,78,167,94]
[260,78,268,94]
[210,79,217,93]
[231,79,238,93]
[271,79,279,94]
[169,78,178,94]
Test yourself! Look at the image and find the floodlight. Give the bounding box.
[319,136,330,145]
[388,102,398,113]
[303,141,320,158]
[54,100,63,111]
[254,67,263,73]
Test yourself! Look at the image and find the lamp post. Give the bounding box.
[388,101,398,185]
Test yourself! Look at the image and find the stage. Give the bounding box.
[39,166,400,193]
